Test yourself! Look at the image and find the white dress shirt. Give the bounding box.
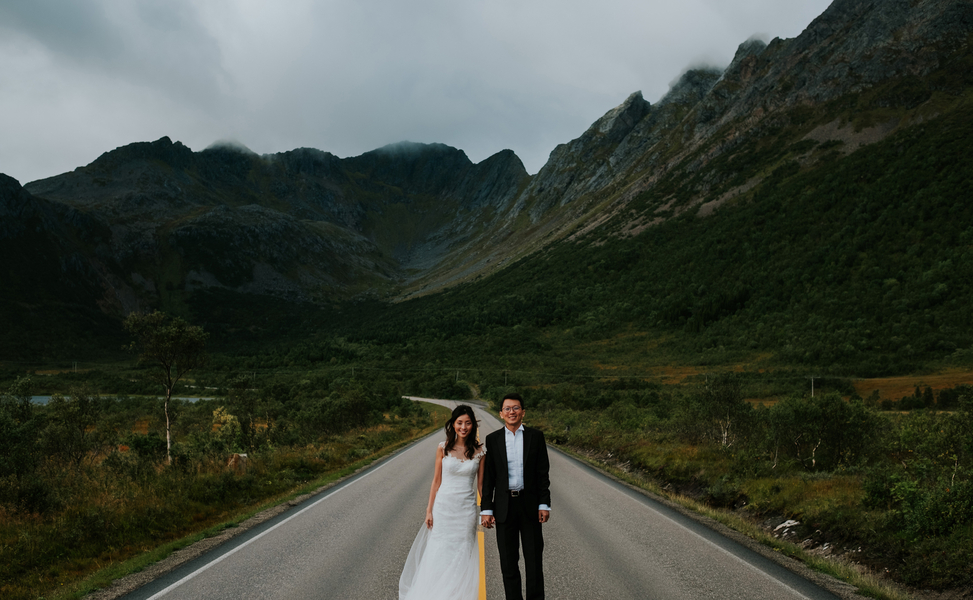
[506,424,526,491]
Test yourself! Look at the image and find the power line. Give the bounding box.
[2,360,876,384]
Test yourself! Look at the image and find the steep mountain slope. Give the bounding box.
[508,0,973,243]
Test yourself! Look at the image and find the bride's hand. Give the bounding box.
[425,512,434,529]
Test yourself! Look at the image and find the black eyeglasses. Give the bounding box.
[501,406,522,413]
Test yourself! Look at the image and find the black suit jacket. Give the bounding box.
[481,425,551,523]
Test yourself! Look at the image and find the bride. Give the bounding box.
[399,405,486,600]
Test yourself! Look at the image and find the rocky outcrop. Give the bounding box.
[517,91,651,221]
[693,0,973,134]
[612,67,723,174]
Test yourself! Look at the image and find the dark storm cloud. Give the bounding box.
[0,0,833,184]
[0,0,226,108]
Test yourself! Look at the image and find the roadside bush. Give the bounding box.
[760,393,877,471]
[899,477,973,538]
[706,474,744,507]
[123,431,168,460]
[12,474,61,515]
[40,386,112,470]
[899,524,973,589]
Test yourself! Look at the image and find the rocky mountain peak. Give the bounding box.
[372,140,466,158]
[0,174,31,236]
[272,147,342,177]
[202,140,256,155]
[481,148,524,169]
[87,136,196,173]
[591,91,652,142]
[718,37,768,85]
[0,172,23,194]
[659,67,723,108]
[344,141,476,198]
[514,91,653,221]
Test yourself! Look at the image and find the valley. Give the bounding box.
[2,0,973,597]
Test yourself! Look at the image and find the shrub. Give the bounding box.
[760,393,877,471]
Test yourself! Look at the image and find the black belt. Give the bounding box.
[509,490,522,497]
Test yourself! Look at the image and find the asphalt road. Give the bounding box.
[122,400,844,600]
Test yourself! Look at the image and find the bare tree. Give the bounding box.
[124,311,208,464]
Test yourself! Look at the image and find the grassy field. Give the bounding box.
[853,369,973,403]
[0,398,449,600]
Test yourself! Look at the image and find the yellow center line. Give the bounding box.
[478,529,487,600]
[477,490,487,600]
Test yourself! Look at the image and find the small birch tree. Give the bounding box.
[681,373,751,448]
[124,311,208,464]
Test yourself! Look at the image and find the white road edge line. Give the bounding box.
[566,452,816,600]
[145,446,411,599]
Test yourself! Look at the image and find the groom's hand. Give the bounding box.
[481,515,495,529]
[538,510,550,524]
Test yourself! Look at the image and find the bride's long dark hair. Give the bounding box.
[444,405,482,460]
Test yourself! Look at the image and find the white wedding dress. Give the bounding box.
[399,441,485,600]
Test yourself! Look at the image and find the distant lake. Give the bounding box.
[30,396,213,405]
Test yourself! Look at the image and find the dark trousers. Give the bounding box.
[496,493,545,600]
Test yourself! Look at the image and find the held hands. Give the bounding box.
[480,512,548,527]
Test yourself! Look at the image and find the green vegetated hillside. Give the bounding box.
[219,83,973,380]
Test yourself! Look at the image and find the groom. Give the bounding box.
[480,392,551,600]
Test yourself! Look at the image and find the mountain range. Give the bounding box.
[2,0,972,362]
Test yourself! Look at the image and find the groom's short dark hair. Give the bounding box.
[502,392,524,409]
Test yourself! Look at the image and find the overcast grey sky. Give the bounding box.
[0,0,832,184]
